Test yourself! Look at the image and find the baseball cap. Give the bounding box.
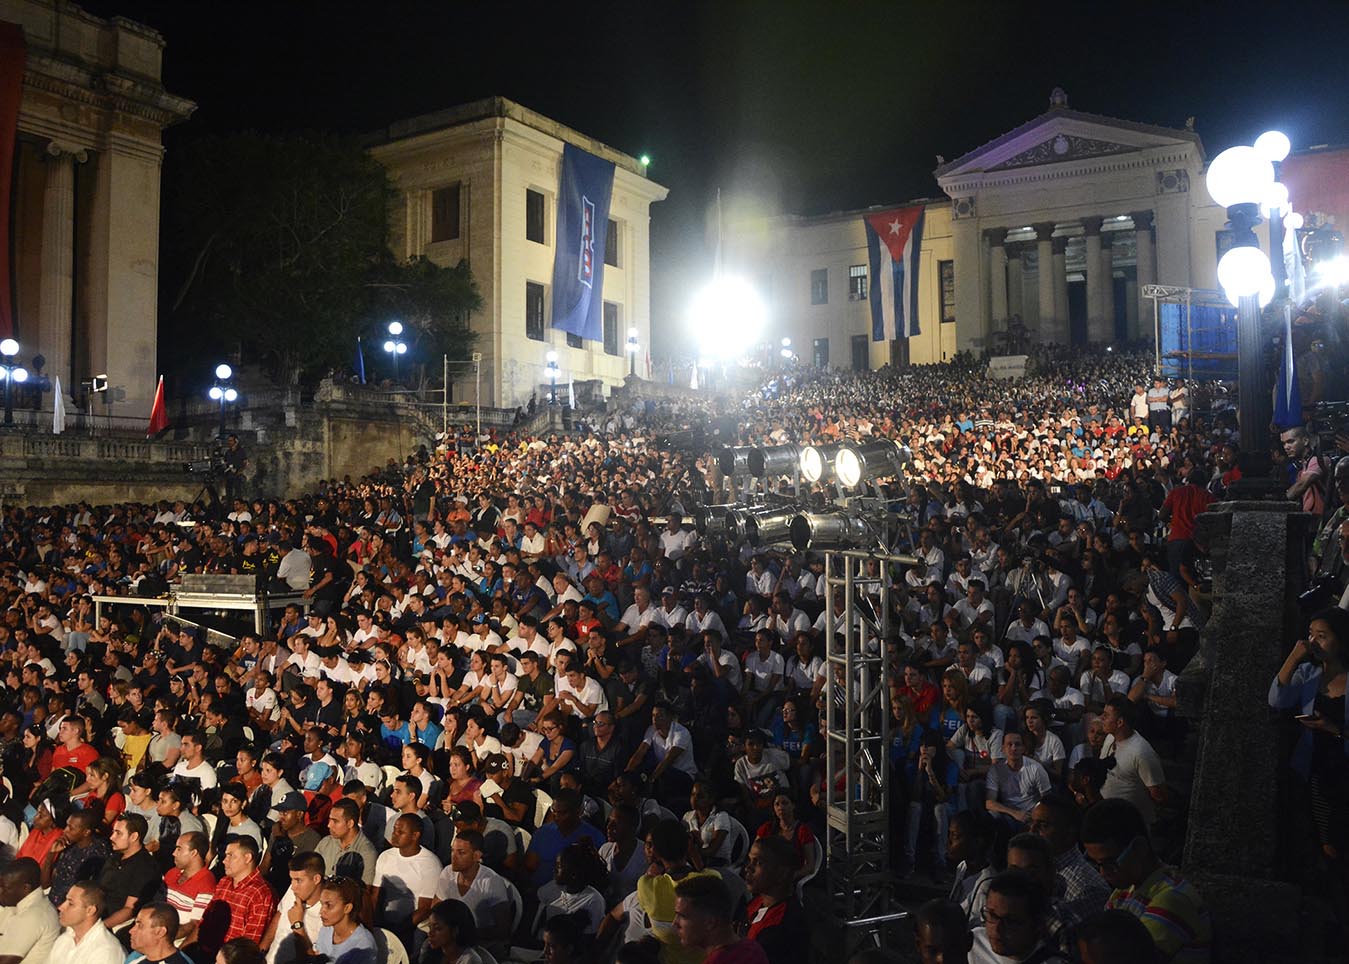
[275,791,308,812]
[450,801,483,822]
[482,754,510,773]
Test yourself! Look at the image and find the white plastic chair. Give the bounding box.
[725,815,751,870]
[202,812,218,840]
[379,928,409,964]
[382,765,403,793]
[532,788,553,829]
[504,877,524,932]
[477,948,501,964]
[795,837,823,899]
[515,827,532,854]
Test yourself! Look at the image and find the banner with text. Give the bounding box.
[551,144,615,343]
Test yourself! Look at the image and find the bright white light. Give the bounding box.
[1285,212,1305,231]
[1206,146,1275,208]
[215,363,232,381]
[224,388,239,402]
[1217,246,1271,299]
[1262,182,1290,216]
[687,275,767,360]
[396,343,407,355]
[0,339,17,356]
[835,448,862,488]
[546,350,558,364]
[208,386,223,400]
[628,327,638,338]
[11,368,26,384]
[800,446,824,482]
[1315,255,1349,287]
[383,340,396,353]
[780,348,793,359]
[781,337,792,348]
[388,321,404,336]
[1254,130,1291,163]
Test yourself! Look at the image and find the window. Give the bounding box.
[525,282,545,341]
[810,269,828,305]
[605,219,619,267]
[848,264,868,300]
[566,332,583,349]
[526,189,546,244]
[812,338,829,369]
[939,260,956,324]
[603,302,620,356]
[430,184,460,242]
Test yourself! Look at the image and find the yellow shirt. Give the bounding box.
[121,733,151,772]
[636,868,720,964]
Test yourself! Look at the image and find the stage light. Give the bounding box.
[1314,255,1349,287]
[717,446,755,477]
[799,443,842,483]
[744,506,798,546]
[789,510,877,551]
[687,275,766,361]
[215,363,232,381]
[834,439,913,489]
[748,444,800,479]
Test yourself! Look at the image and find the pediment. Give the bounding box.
[935,108,1203,182]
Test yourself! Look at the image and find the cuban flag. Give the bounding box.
[551,144,615,342]
[864,205,925,341]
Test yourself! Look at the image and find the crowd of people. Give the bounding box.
[0,343,1343,964]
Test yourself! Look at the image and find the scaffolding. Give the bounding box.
[1144,283,1239,383]
[823,546,916,954]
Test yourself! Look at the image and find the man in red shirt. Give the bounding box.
[197,835,276,957]
[55,718,101,798]
[1160,465,1213,578]
[164,832,216,941]
[898,662,940,720]
[673,874,769,964]
[743,837,810,964]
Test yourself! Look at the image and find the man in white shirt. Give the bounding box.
[262,850,325,964]
[984,731,1052,831]
[370,814,443,942]
[0,857,60,964]
[433,830,513,950]
[171,732,219,790]
[616,587,667,649]
[626,703,699,807]
[766,593,811,645]
[1099,696,1166,825]
[553,666,608,719]
[50,880,124,964]
[659,518,697,563]
[951,580,995,638]
[658,587,689,628]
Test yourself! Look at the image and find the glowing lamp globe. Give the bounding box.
[1205,146,1275,208]
[0,339,17,356]
[1262,182,1289,217]
[224,388,239,402]
[11,368,26,384]
[1216,246,1271,299]
[215,363,232,380]
[1254,130,1291,163]
[396,343,407,355]
[1285,212,1305,231]
[388,321,404,336]
[209,386,224,400]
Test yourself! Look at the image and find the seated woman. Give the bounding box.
[315,875,378,964]
[535,842,609,937]
[754,791,817,878]
[682,780,734,867]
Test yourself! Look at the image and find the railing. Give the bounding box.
[4,435,211,463]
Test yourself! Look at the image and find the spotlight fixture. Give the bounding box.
[717,446,755,477]
[789,510,878,551]
[834,440,913,489]
[744,506,799,546]
[748,444,800,479]
[799,443,843,483]
[693,504,747,538]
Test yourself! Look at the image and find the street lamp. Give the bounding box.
[780,336,794,361]
[208,363,238,436]
[1205,132,1288,456]
[383,321,407,382]
[626,327,640,376]
[0,339,28,427]
[544,350,560,405]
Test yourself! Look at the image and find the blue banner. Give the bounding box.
[551,144,615,342]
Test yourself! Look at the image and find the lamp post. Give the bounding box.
[1205,132,1290,456]
[626,327,640,376]
[544,350,560,405]
[207,363,238,437]
[0,339,28,427]
[780,336,794,365]
[383,320,408,384]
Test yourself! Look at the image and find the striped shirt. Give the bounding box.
[163,866,216,925]
[1107,865,1211,963]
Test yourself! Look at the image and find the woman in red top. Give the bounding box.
[82,757,126,825]
[754,792,816,875]
[16,798,65,866]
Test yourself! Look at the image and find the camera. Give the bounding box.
[184,441,228,479]
[1310,401,1349,446]
[1299,574,1343,614]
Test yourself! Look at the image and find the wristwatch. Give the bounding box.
[291,921,306,932]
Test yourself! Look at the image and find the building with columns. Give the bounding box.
[0,0,194,416]
[368,98,668,409]
[725,90,1250,368]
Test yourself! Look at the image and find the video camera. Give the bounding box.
[184,441,228,479]
[1311,401,1349,448]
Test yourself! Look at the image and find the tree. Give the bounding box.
[366,254,481,387]
[161,132,479,385]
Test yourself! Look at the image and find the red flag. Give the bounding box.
[147,376,169,437]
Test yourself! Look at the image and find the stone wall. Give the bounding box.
[0,434,212,504]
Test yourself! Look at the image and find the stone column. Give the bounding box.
[1005,242,1025,325]
[1100,230,1116,342]
[1132,210,1156,341]
[1051,237,1069,344]
[1034,222,1056,344]
[1082,216,1106,343]
[38,144,83,392]
[950,212,986,355]
[986,228,1008,331]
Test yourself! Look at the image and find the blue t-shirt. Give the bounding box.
[316,924,378,964]
[526,820,606,887]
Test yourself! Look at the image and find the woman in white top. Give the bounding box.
[1021,703,1066,783]
[681,780,733,865]
[425,898,485,964]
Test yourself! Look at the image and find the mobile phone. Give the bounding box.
[1295,713,1318,721]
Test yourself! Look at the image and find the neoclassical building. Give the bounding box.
[725,90,1286,367]
[369,98,668,409]
[0,0,193,415]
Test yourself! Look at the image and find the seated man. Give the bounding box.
[984,731,1052,830]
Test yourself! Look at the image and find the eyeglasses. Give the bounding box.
[982,907,1031,928]
[1084,836,1139,872]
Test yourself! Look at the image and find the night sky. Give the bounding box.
[77,0,1349,355]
